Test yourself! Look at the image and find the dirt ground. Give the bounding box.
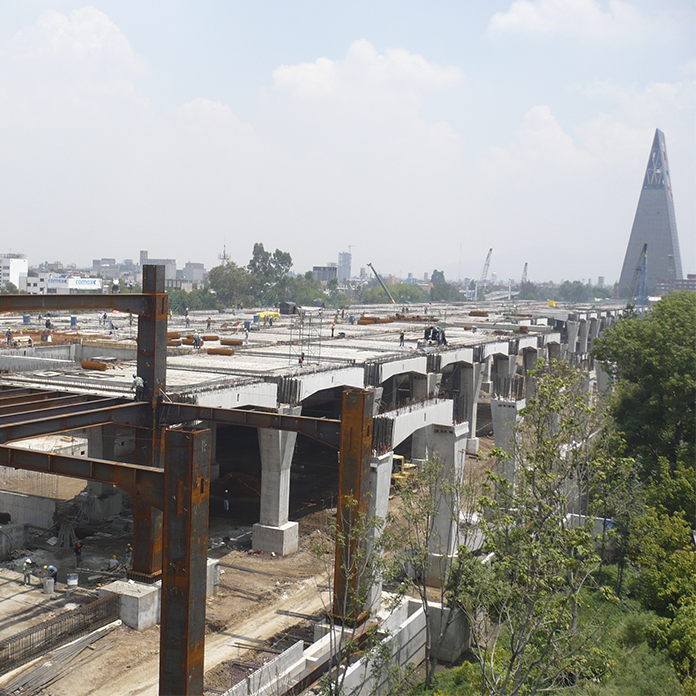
[0,441,497,696]
[0,509,336,696]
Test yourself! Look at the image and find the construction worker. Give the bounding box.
[107,555,119,571]
[23,559,32,585]
[74,541,83,567]
[399,330,405,347]
[132,375,145,401]
[125,543,133,568]
[45,564,58,583]
[206,316,212,331]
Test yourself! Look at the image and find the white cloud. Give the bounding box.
[1,6,149,108]
[271,39,462,106]
[488,0,655,44]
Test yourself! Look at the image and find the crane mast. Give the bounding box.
[520,262,528,286]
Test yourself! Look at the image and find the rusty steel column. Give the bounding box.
[159,426,211,696]
[132,264,168,580]
[333,388,374,625]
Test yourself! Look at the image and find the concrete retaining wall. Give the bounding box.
[223,641,305,696]
[0,523,27,560]
[0,491,56,528]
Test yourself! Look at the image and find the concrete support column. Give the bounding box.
[492,354,515,398]
[252,405,301,555]
[458,362,484,452]
[566,321,579,353]
[411,373,437,463]
[547,342,561,362]
[426,422,468,587]
[84,424,122,519]
[366,451,393,613]
[577,319,589,354]
[523,349,539,401]
[490,398,525,483]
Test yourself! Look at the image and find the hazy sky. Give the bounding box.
[1,1,693,284]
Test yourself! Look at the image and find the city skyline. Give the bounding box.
[0,1,693,284]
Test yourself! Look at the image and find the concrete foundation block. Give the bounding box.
[428,603,470,664]
[252,521,299,555]
[207,558,220,596]
[99,580,161,631]
[465,437,480,453]
[82,490,123,521]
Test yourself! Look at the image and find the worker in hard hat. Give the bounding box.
[45,564,58,582]
[131,374,145,401]
[125,543,133,568]
[107,555,119,570]
[23,559,32,585]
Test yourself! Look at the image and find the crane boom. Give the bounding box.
[367,263,396,304]
[520,262,528,286]
[627,244,648,314]
[476,248,493,299]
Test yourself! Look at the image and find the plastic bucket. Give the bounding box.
[22,315,30,324]
[67,573,78,587]
[243,321,251,330]
[253,315,260,323]
[70,316,77,327]
[43,577,54,595]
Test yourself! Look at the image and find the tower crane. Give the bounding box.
[520,262,528,286]
[476,248,492,299]
[367,263,396,304]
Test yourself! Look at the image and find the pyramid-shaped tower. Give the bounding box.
[619,129,682,295]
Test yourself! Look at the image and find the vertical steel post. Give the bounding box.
[333,388,374,624]
[132,265,168,579]
[159,426,211,696]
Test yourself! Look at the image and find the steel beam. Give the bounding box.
[0,390,68,406]
[0,397,125,425]
[0,293,153,316]
[333,389,374,625]
[0,402,149,443]
[160,403,342,449]
[159,427,210,696]
[0,444,163,509]
[0,393,104,416]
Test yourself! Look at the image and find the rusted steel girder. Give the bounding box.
[333,389,374,625]
[159,427,210,696]
[0,402,150,443]
[0,390,69,406]
[0,292,154,316]
[0,397,125,425]
[0,444,163,509]
[160,403,342,449]
[0,393,107,416]
[133,265,168,579]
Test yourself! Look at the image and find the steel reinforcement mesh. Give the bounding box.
[0,593,120,673]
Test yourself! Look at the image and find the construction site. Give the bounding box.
[0,267,623,695]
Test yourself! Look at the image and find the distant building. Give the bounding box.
[24,274,102,294]
[657,274,696,293]
[619,129,683,295]
[337,252,351,282]
[1,253,28,290]
[313,265,337,283]
[597,276,605,288]
[179,262,207,283]
[140,250,177,280]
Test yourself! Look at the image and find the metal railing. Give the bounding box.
[0,593,120,673]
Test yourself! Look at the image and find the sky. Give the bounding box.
[0,1,693,285]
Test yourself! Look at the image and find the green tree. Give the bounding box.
[208,262,251,308]
[247,242,293,284]
[592,291,696,486]
[454,361,601,695]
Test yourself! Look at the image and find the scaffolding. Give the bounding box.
[288,310,323,366]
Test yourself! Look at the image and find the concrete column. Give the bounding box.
[252,405,301,555]
[458,363,484,453]
[490,398,525,483]
[596,362,610,394]
[426,422,468,587]
[577,319,589,354]
[367,451,393,613]
[566,321,579,353]
[492,354,515,398]
[547,342,561,362]
[84,424,122,518]
[480,355,493,394]
[523,349,539,400]
[411,374,437,463]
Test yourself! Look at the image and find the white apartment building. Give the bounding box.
[1,254,28,290]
